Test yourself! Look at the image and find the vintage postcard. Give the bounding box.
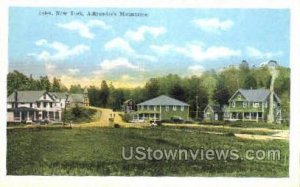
[1,0,300,187]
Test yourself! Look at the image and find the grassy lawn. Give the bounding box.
[7,127,288,176]
[165,124,279,136]
[200,121,289,130]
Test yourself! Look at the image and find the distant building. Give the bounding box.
[7,90,89,123]
[136,95,189,121]
[123,99,136,113]
[203,104,223,121]
[224,88,281,123]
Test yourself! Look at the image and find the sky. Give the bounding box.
[9,8,290,88]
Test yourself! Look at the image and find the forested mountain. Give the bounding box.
[7,61,290,119]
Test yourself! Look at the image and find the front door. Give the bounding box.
[214,113,218,120]
[21,112,27,121]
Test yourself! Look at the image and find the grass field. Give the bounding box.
[7,126,289,176]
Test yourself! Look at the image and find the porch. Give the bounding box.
[226,111,264,122]
[7,107,62,123]
[135,111,160,121]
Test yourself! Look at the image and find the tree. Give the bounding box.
[242,74,257,89]
[38,76,51,91]
[88,86,100,106]
[52,77,61,92]
[144,78,160,99]
[213,77,230,107]
[70,84,83,93]
[170,83,185,101]
[99,80,110,107]
[239,60,250,73]
[7,71,31,95]
[183,76,208,119]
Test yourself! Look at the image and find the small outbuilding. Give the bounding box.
[203,104,223,121]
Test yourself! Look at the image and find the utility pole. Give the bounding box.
[196,95,199,121]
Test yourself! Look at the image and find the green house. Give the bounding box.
[136,95,189,121]
[224,88,281,123]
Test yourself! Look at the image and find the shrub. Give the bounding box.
[114,124,121,128]
[225,132,235,137]
[64,106,97,123]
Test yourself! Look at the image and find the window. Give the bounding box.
[43,102,47,108]
[50,103,53,108]
[253,102,259,108]
[37,102,40,108]
[232,102,235,108]
[165,106,169,111]
[12,103,14,108]
[243,102,247,108]
[43,94,46,100]
[181,106,184,111]
[237,94,242,100]
[30,103,33,108]
[173,106,177,111]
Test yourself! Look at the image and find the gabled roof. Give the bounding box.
[229,88,280,103]
[124,99,135,104]
[204,104,222,113]
[49,92,68,100]
[7,91,47,102]
[137,95,189,106]
[69,94,85,103]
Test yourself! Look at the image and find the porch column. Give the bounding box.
[19,112,21,122]
[27,112,29,121]
[256,112,258,122]
[242,112,244,121]
[59,111,62,121]
[159,105,162,120]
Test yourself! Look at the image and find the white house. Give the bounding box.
[7,90,90,123]
[7,91,65,123]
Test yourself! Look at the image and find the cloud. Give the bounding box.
[150,44,173,54]
[104,37,157,62]
[93,58,142,75]
[125,26,166,42]
[246,46,283,59]
[151,43,241,62]
[193,18,234,33]
[57,20,111,39]
[104,37,135,54]
[29,39,90,61]
[45,63,57,76]
[135,54,157,62]
[68,68,80,75]
[120,74,135,81]
[188,64,205,75]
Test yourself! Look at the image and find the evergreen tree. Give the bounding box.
[213,77,230,107]
[144,78,160,99]
[242,74,257,89]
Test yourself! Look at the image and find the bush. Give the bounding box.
[225,132,235,137]
[64,106,97,123]
[114,124,121,128]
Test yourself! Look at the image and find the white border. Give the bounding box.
[0,0,299,187]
